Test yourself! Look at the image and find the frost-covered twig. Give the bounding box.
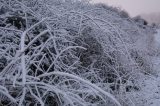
[38,71,122,106]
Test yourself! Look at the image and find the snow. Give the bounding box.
[155,29,160,47]
[133,28,160,106]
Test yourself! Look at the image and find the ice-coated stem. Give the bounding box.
[38,71,122,106]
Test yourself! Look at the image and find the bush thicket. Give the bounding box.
[0,0,155,106]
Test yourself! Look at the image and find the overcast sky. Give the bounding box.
[92,0,160,17]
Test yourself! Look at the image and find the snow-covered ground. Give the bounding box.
[154,29,160,48]
[135,28,160,106]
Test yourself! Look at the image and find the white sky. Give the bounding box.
[92,0,160,17]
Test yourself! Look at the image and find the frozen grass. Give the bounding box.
[0,0,156,106]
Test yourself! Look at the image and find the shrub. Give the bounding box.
[0,0,155,106]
